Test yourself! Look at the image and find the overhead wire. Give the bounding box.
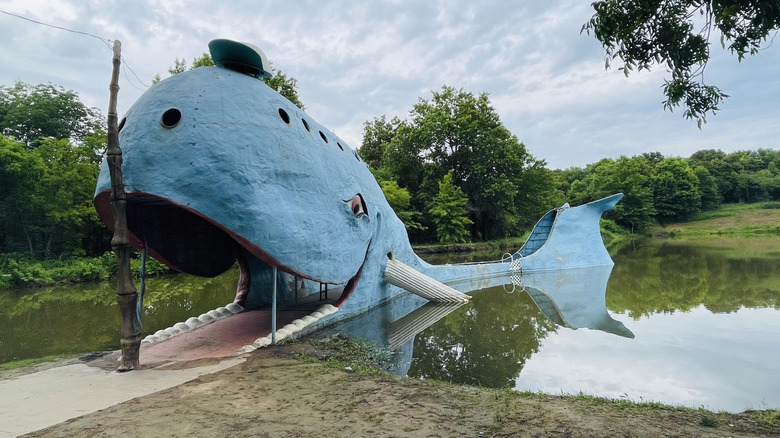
[0,8,150,91]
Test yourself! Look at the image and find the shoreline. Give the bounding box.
[7,339,780,437]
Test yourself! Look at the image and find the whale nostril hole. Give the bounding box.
[161,108,182,129]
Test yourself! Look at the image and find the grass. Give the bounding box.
[656,202,780,238]
[290,335,394,376]
[753,409,780,427]
[0,354,72,371]
[413,235,528,255]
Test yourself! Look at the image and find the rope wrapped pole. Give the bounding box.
[107,40,142,371]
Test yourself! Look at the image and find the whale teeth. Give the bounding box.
[198,313,215,323]
[237,345,257,354]
[140,302,238,346]
[239,305,340,354]
[185,317,203,330]
[226,302,244,314]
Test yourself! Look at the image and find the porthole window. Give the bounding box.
[337,142,344,151]
[160,108,182,129]
[354,151,361,162]
[117,117,126,133]
[302,118,311,132]
[278,108,290,124]
[319,131,329,143]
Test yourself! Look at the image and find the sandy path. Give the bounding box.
[0,356,243,438]
[22,344,780,438]
[1,309,309,437]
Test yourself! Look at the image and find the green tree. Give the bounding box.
[430,170,473,244]
[380,180,424,232]
[569,156,656,233]
[0,82,103,147]
[262,70,306,110]
[0,133,105,258]
[652,157,702,222]
[191,53,215,69]
[583,1,780,125]
[555,166,587,195]
[359,115,401,170]
[377,86,560,241]
[689,149,741,203]
[0,136,44,254]
[693,165,721,211]
[154,53,305,110]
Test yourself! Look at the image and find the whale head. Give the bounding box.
[94,65,389,297]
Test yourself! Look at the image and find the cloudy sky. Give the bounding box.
[2,1,778,169]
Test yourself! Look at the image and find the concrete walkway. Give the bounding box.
[0,309,306,437]
[0,356,243,437]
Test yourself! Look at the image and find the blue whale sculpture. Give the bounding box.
[94,40,622,337]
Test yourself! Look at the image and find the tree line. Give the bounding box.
[361,86,780,242]
[1,76,778,262]
[557,149,780,234]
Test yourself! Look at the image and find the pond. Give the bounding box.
[1,237,778,412]
[326,236,780,413]
[0,270,239,364]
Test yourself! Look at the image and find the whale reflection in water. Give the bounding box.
[503,265,634,339]
[320,264,633,376]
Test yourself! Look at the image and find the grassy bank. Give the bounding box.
[0,251,170,289]
[655,202,780,238]
[413,235,528,255]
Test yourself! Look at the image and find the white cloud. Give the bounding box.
[1,0,778,168]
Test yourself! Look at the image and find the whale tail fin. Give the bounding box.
[513,193,623,272]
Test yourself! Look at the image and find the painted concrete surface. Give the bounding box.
[141,309,309,365]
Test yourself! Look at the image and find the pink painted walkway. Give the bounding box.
[140,310,310,366]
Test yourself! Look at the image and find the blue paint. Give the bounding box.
[93,44,622,327]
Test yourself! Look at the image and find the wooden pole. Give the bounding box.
[107,40,142,371]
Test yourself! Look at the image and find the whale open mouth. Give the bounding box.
[93,191,365,310]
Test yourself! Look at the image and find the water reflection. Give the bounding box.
[2,238,779,411]
[516,267,633,339]
[325,237,780,411]
[323,265,632,388]
[608,238,780,316]
[0,269,239,363]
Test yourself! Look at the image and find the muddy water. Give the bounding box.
[2,237,779,412]
[0,270,239,364]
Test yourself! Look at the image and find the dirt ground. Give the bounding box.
[24,340,780,438]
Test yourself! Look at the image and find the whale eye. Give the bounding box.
[349,194,367,218]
